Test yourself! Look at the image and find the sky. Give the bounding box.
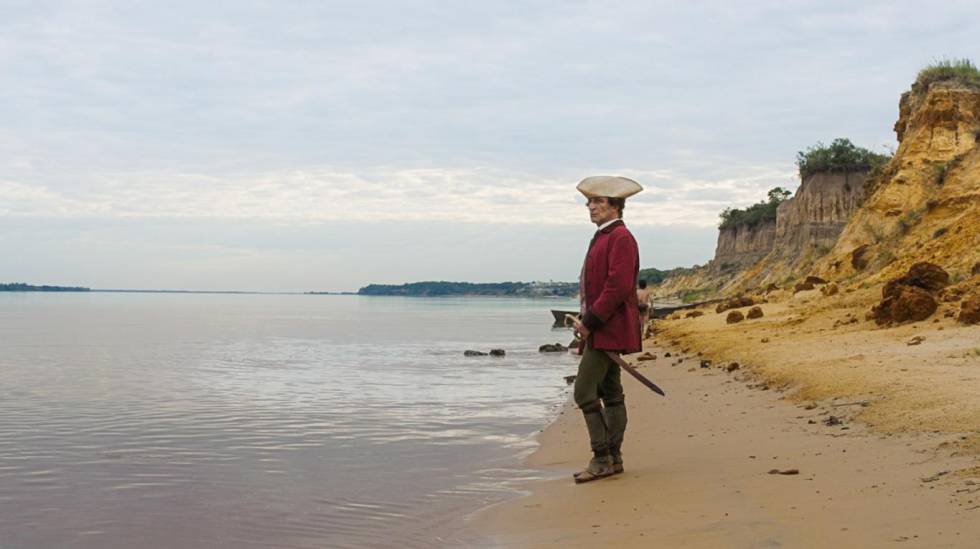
[2,1,978,292]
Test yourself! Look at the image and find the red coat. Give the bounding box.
[580,220,641,353]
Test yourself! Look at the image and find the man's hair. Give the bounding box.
[608,197,625,217]
[587,196,626,217]
[638,279,648,289]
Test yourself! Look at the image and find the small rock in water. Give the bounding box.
[726,362,740,372]
[564,375,577,385]
[746,306,764,319]
[726,311,745,324]
[464,350,487,357]
[636,353,656,362]
[539,343,568,353]
[665,352,672,358]
[700,360,711,369]
[489,349,506,357]
[824,415,842,426]
[907,336,924,346]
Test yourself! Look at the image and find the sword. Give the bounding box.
[564,314,666,397]
[604,351,666,397]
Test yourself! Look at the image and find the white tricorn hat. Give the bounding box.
[576,175,643,199]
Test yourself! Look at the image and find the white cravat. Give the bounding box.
[597,218,621,231]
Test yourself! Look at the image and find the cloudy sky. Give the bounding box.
[2,1,978,291]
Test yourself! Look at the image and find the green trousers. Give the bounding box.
[574,346,627,458]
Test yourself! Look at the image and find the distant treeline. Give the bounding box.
[638,266,693,285]
[1,282,91,292]
[358,281,578,297]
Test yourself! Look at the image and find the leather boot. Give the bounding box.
[603,402,628,474]
[582,405,609,456]
[574,453,614,484]
[573,405,614,483]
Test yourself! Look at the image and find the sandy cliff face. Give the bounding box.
[712,221,777,271]
[654,171,869,299]
[730,170,870,289]
[655,81,980,301]
[651,221,776,300]
[817,83,980,285]
[774,171,867,257]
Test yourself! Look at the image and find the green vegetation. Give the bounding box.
[718,187,792,230]
[898,206,926,234]
[1,283,90,292]
[935,161,950,185]
[796,138,891,180]
[358,281,578,297]
[915,58,980,92]
[680,287,715,303]
[638,266,692,285]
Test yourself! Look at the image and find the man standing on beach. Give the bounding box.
[569,176,642,483]
[637,279,653,337]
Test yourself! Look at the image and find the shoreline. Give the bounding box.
[468,289,980,547]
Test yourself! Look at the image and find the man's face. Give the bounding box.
[587,196,619,226]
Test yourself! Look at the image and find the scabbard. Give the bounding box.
[604,351,666,397]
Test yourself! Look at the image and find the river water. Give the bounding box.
[0,292,580,548]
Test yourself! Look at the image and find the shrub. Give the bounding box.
[718,187,791,230]
[915,58,980,93]
[935,161,949,185]
[680,287,714,303]
[796,138,891,179]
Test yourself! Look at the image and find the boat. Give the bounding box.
[551,309,579,326]
[554,298,725,325]
[649,298,726,318]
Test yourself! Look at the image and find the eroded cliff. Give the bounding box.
[654,76,980,302]
[815,82,980,286]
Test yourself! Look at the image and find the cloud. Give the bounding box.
[1,162,795,228]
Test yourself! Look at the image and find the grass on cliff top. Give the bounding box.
[915,58,980,92]
[796,138,891,180]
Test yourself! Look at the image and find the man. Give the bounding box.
[569,175,642,483]
[637,279,653,337]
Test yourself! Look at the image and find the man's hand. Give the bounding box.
[570,317,590,339]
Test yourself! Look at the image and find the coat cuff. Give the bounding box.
[582,310,604,332]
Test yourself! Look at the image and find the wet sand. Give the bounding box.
[472,323,980,547]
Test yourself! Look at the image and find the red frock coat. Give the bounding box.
[580,220,642,353]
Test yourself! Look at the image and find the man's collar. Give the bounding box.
[596,218,623,233]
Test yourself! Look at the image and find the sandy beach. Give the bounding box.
[471,288,980,548]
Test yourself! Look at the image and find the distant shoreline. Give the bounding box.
[358,280,578,298]
[0,283,90,292]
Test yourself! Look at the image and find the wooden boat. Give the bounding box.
[553,298,725,325]
[650,298,726,318]
[551,309,579,326]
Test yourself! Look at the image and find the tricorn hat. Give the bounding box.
[576,175,643,199]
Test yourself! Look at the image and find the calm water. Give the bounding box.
[0,293,579,548]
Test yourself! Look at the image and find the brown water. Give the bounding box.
[0,293,576,548]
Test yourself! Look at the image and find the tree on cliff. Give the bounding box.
[718,187,791,230]
[796,138,890,179]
